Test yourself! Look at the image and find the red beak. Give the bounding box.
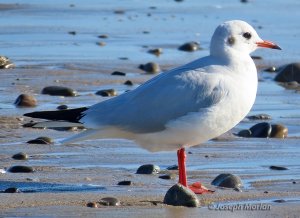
[256,40,281,50]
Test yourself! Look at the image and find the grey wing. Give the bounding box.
[81,68,227,133]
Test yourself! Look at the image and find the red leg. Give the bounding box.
[177,147,213,194]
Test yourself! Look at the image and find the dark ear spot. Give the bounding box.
[227,36,235,45]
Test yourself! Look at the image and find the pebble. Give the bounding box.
[178,42,200,52]
[274,199,286,203]
[57,104,68,110]
[111,71,126,76]
[264,66,277,72]
[27,136,53,144]
[167,165,178,170]
[249,122,272,138]
[95,89,117,97]
[270,124,288,138]
[8,165,34,173]
[99,197,121,206]
[163,184,200,207]
[211,173,243,189]
[139,62,160,74]
[136,164,160,174]
[0,56,15,69]
[275,63,300,83]
[148,48,163,56]
[247,114,271,120]
[12,152,28,160]
[86,202,98,208]
[42,86,77,97]
[124,80,133,86]
[159,174,175,180]
[117,180,132,186]
[68,31,76,35]
[96,42,106,46]
[269,165,288,170]
[4,187,21,193]
[14,94,37,107]
[98,34,108,39]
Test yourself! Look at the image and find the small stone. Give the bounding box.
[68,31,76,35]
[275,63,300,83]
[99,197,120,206]
[211,173,243,189]
[264,191,269,194]
[274,199,286,203]
[264,66,277,72]
[98,34,108,39]
[167,165,178,170]
[251,56,262,60]
[148,48,163,56]
[178,42,200,52]
[0,56,15,69]
[159,174,175,180]
[114,10,125,14]
[292,181,296,184]
[136,164,160,174]
[124,80,133,86]
[95,89,117,97]
[139,62,160,74]
[247,114,272,120]
[27,136,53,144]
[8,165,34,173]
[14,94,37,107]
[86,202,98,208]
[163,184,200,207]
[57,104,68,110]
[270,124,288,138]
[111,71,126,76]
[269,166,288,170]
[240,0,248,3]
[42,86,77,97]
[96,42,106,46]
[12,152,28,160]
[4,187,21,193]
[249,122,272,138]
[117,180,132,186]
[238,129,252,137]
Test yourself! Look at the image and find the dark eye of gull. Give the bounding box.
[243,32,252,39]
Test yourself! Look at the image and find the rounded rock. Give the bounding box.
[8,165,34,173]
[275,63,300,83]
[211,173,243,189]
[159,174,175,180]
[270,124,288,138]
[148,48,163,56]
[247,114,272,120]
[86,202,98,208]
[12,152,28,160]
[163,183,200,207]
[14,94,37,107]
[249,122,272,138]
[4,187,21,193]
[269,165,288,170]
[27,136,53,144]
[98,34,108,39]
[167,165,178,170]
[264,66,277,72]
[42,86,77,97]
[136,164,160,174]
[99,197,120,206]
[178,42,200,52]
[139,62,160,74]
[117,180,132,186]
[124,80,133,86]
[95,89,117,97]
[111,71,126,76]
[0,56,15,69]
[57,104,68,110]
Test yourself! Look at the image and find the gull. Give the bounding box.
[24,20,281,194]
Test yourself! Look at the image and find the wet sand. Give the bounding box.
[0,1,300,217]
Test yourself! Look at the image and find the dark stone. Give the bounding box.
[98,34,108,39]
[99,197,120,206]
[0,56,15,69]
[148,48,163,56]
[42,86,77,97]
[96,42,106,46]
[136,164,160,174]
[270,124,288,138]
[292,181,296,184]
[238,129,252,137]
[86,202,98,208]
[211,173,243,189]
[139,62,160,74]
[114,10,125,14]
[275,63,300,83]
[68,31,76,35]
[274,199,286,203]
[251,56,262,60]
[269,166,288,170]
[159,174,175,180]
[178,42,200,52]
[8,165,34,173]
[264,66,277,72]
[57,104,68,110]
[240,0,248,3]
[264,191,269,194]
[249,122,272,138]
[117,180,132,186]
[124,80,133,86]
[111,71,126,76]
[163,184,200,207]
[167,165,178,170]
[12,152,28,160]
[95,89,117,97]
[247,114,272,120]
[4,187,21,193]
[14,94,37,107]
[27,136,53,144]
